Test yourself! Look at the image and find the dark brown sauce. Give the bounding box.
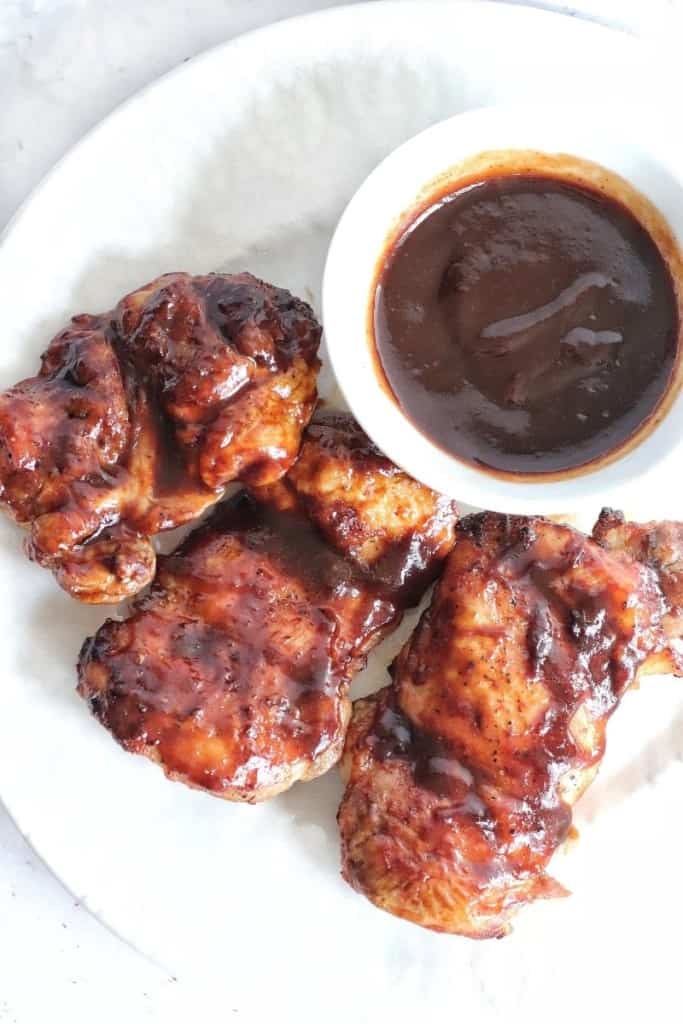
[374,174,680,475]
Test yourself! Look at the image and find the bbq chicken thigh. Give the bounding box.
[0,272,320,602]
[77,413,458,802]
[593,508,683,675]
[251,411,459,603]
[339,513,681,938]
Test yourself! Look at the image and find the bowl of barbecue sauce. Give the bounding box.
[323,105,683,515]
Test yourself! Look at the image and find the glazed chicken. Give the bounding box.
[593,508,683,675]
[251,411,459,604]
[77,413,458,801]
[0,272,320,602]
[339,512,683,938]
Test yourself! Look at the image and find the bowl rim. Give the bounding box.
[322,100,683,514]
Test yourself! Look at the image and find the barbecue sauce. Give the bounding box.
[374,173,679,475]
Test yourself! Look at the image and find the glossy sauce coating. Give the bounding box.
[79,492,398,798]
[251,411,459,604]
[78,412,459,802]
[0,272,321,602]
[374,175,679,475]
[339,513,677,937]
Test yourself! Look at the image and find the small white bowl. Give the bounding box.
[322,103,683,516]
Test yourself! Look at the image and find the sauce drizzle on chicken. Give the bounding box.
[0,272,321,602]
[78,413,458,801]
[339,512,681,937]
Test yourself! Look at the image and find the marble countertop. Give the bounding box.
[0,2,680,1021]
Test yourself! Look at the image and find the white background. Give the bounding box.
[1,1,681,1021]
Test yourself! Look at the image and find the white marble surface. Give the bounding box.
[0,2,681,1022]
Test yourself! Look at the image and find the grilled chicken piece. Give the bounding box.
[0,272,320,603]
[77,413,458,802]
[593,508,683,675]
[339,513,677,938]
[251,412,458,602]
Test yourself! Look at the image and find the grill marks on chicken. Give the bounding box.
[251,411,459,602]
[77,413,458,802]
[0,272,320,603]
[339,513,679,938]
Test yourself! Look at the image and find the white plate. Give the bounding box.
[1,3,682,1020]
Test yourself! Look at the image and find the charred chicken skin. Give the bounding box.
[77,413,458,802]
[339,512,681,938]
[0,272,320,603]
